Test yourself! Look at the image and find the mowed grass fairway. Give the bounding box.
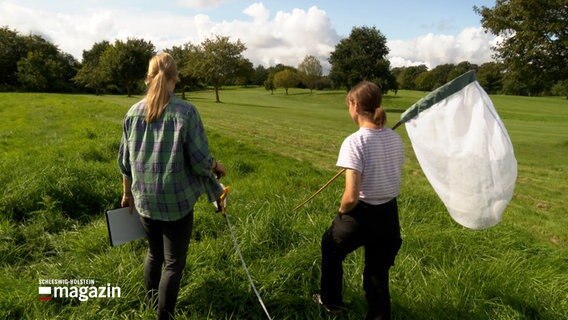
[0,87,567,319]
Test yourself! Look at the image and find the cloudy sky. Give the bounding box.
[0,0,499,71]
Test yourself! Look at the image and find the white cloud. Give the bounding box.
[0,1,339,70]
[389,57,428,68]
[240,5,339,69]
[180,3,340,70]
[243,2,270,23]
[176,0,230,9]
[388,27,496,69]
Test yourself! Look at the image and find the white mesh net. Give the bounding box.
[405,81,517,229]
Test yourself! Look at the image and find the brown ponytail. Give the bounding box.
[347,81,385,127]
[373,106,387,127]
[145,53,179,123]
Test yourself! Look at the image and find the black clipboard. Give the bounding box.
[105,207,146,246]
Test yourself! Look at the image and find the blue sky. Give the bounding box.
[0,0,499,70]
[207,0,495,38]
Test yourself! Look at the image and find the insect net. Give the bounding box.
[404,76,517,229]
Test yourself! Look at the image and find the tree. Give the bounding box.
[194,35,248,103]
[234,59,254,87]
[475,0,568,96]
[551,80,568,99]
[99,38,155,96]
[252,65,268,86]
[0,27,28,89]
[263,64,295,94]
[477,62,505,94]
[264,78,276,94]
[414,71,436,92]
[315,76,333,90]
[166,43,202,99]
[448,61,479,80]
[396,65,428,90]
[16,34,79,92]
[298,55,322,94]
[429,64,456,88]
[273,69,300,95]
[329,26,395,91]
[73,41,111,94]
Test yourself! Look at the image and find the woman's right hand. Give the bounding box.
[213,160,226,179]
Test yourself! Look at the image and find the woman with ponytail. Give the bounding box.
[314,81,404,320]
[118,52,226,320]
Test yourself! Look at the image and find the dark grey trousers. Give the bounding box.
[140,211,193,320]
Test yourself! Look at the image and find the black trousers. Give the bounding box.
[320,199,402,320]
[140,212,194,320]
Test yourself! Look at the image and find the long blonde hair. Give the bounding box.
[145,52,179,123]
[347,81,386,127]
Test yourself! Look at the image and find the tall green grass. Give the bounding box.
[0,88,566,319]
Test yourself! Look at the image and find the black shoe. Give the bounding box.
[312,293,344,313]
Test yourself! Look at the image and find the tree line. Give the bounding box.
[0,25,387,100]
[1,0,566,99]
[393,62,507,94]
[0,26,326,101]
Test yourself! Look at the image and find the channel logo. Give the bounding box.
[38,286,52,301]
[38,279,121,302]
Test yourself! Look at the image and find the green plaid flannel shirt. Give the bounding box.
[118,96,223,221]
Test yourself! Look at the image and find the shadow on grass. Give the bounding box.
[391,293,545,320]
[393,302,480,320]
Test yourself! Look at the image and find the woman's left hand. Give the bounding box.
[121,193,135,213]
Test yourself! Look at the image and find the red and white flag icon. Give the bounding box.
[38,286,52,301]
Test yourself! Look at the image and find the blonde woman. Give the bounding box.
[118,52,225,319]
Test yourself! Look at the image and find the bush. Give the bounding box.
[551,80,568,99]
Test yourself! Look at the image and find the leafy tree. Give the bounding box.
[165,43,202,99]
[477,62,505,94]
[329,26,394,91]
[252,65,268,86]
[194,35,248,102]
[73,41,111,95]
[273,69,300,95]
[99,38,155,96]
[263,64,294,94]
[0,27,28,88]
[16,34,79,92]
[414,71,436,92]
[501,71,534,96]
[298,55,322,94]
[448,61,479,80]
[429,64,456,88]
[381,69,399,94]
[264,78,276,94]
[396,65,428,90]
[234,58,254,87]
[391,67,404,87]
[16,51,49,91]
[315,76,333,90]
[475,0,568,96]
[551,80,568,99]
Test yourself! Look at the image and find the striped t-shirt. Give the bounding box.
[336,127,405,205]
